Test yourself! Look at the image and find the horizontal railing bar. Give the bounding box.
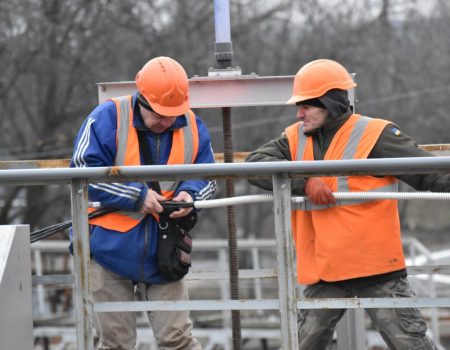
[31,265,450,286]
[1,157,450,185]
[1,145,449,170]
[94,297,450,313]
[407,265,450,275]
[94,299,279,312]
[31,239,276,251]
[33,326,281,339]
[33,275,74,285]
[32,268,278,285]
[188,268,278,280]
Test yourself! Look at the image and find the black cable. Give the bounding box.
[30,202,194,243]
[30,208,117,243]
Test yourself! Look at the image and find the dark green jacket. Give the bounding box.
[246,111,450,194]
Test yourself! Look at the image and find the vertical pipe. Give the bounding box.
[336,309,367,350]
[426,253,440,343]
[219,249,231,330]
[251,245,263,312]
[213,0,234,69]
[222,107,241,349]
[214,0,231,43]
[70,179,94,350]
[34,249,46,315]
[272,173,298,349]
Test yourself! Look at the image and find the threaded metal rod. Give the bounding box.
[222,106,241,349]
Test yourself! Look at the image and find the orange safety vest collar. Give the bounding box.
[89,95,199,232]
[285,114,405,285]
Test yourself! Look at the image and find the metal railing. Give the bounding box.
[32,237,450,349]
[31,239,279,350]
[2,156,450,349]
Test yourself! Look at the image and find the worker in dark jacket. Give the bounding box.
[246,59,449,350]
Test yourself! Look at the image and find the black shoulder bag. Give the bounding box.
[137,130,197,281]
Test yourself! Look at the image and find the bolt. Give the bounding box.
[281,183,287,189]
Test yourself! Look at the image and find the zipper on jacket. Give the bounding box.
[156,134,161,163]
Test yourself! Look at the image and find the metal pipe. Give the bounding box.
[1,157,450,184]
[214,0,231,43]
[92,296,450,313]
[272,174,298,349]
[70,179,94,350]
[213,0,234,69]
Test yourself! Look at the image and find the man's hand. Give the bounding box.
[169,191,194,218]
[139,189,166,215]
[305,177,336,205]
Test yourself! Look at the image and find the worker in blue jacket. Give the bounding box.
[71,56,215,350]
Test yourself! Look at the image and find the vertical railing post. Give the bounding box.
[70,179,94,350]
[272,173,298,349]
[34,249,46,315]
[336,309,367,350]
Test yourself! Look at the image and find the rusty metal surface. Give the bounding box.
[419,144,450,156]
[0,159,71,169]
[0,153,248,170]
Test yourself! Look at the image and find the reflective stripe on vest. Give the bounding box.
[89,95,199,232]
[285,114,405,284]
[289,115,398,211]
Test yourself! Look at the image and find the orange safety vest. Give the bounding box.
[89,95,199,232]
[285,114,405,285]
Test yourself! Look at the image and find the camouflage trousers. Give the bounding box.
[297,276,435,350]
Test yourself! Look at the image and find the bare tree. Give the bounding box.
[1,0,449,241]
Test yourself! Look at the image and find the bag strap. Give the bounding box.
[137,130,162,195]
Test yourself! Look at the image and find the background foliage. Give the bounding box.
[1,0,449,244]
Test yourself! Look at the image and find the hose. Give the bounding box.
[30,192,450,242]
[194,192,450,209]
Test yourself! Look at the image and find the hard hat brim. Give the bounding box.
[150,100,190,117]
[286,95,314,105]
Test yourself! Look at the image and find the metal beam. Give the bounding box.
[98,75,294,107]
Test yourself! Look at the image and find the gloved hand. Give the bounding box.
[305,177,336,205]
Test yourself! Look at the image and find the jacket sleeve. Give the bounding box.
[245,132,307,195]
[70,101,147,211]
[370,124,450,192]
[175,116,217,201]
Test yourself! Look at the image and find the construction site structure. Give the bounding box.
[2,1,450,349]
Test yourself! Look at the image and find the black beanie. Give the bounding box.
[317,89,351,119]
[297,98,327,109]
[137,93,154,112]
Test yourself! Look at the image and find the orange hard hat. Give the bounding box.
[287,59,356,105]
[135,57,189,117]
